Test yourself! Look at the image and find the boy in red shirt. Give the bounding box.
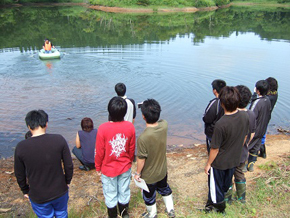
[95,97,136,218]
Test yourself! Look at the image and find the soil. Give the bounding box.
[0,134,289,217]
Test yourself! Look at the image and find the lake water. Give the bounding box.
[1,6,290,158]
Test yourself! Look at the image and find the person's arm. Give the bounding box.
[95,128,105,174]
[247,133,255,146]
[204,148,219,175]
[14,146,30,195]
[203,99,218,124]
[129,126,136,162]
[75,132,81,148]
[134,157,146,182]
[62,138,73,185]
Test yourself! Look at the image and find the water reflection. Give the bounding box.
[0,6,290,158]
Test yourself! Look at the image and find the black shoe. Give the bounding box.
[258,144,267,159]
[107,206,118,218]
[118,202,129,218]
[79,165,90,171]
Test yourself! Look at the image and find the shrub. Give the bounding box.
[215,0,230,6]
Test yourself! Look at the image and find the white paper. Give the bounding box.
[134,177,150,193]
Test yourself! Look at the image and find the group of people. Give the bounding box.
[202,78,278,213]
[14,83,174,218]
[14,77,278,217]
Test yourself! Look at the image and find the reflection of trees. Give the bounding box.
[0,6,290,50]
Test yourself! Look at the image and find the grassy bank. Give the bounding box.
[1,136,289,217]
[57,155,290,217]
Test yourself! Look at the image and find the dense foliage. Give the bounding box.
[1,6,290,51]
[0,0,83,4]
[89,0,225,7]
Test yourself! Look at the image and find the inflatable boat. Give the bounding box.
[39,48,60,60]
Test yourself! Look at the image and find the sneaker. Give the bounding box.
[79,165,90,171]
[168,209,175,218]
[140,212,157,218]
[247,163,254,172]
[242,164,248,173]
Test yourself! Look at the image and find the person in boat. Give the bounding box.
[43,38,55,53]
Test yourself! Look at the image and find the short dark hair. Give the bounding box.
[219,86,240,112]
[25,131,32,139]
[235,85,252,108]
[25,110,48,130]
[108,97,127,122]
[115,83,126,96]
[39,109,48,123]
[141,99,161,124]
[266,77,278,92]
[81,117,94,132]
[256,80,269,96]
[212,79,226,94]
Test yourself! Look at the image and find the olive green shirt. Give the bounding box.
[137,119,168,184]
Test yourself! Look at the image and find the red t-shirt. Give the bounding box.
[95,121,135,177]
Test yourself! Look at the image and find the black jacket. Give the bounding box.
[203,98,224,138]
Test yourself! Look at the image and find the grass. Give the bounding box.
[232,0,290,6]
[0,157,289,217]
[65,156,290,217]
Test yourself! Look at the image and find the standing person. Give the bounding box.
[95,97,135,218]
[224,85,256,203]
[14,110,73,218]
[43,38,55,53]
[203,79,226,153]
[134,99,175,218]
[72,117,97,171]
[204,87,249,213]
[259,77,278,158]
[113,83,136,124]
[247,80,271,172]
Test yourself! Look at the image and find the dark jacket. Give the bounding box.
[203,98,224,138]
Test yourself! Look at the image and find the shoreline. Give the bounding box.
[1,134,289,216]
[1,2,290,12]
[1,132,288,160]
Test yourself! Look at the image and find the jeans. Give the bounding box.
[30,191,69,218]
[261,133,266,144]
[101,168,131,208]
[72,146,94,168]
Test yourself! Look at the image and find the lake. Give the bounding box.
[0,5,290,158]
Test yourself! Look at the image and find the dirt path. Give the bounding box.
[0,134,289,217]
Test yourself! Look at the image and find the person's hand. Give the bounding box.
[204,163,211,175]
[134,174,141,182]
[24,194,29,199]
[97,171,101,176]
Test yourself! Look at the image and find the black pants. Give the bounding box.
[143,174,172,206]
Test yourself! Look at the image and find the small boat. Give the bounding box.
[39,48,60,60]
